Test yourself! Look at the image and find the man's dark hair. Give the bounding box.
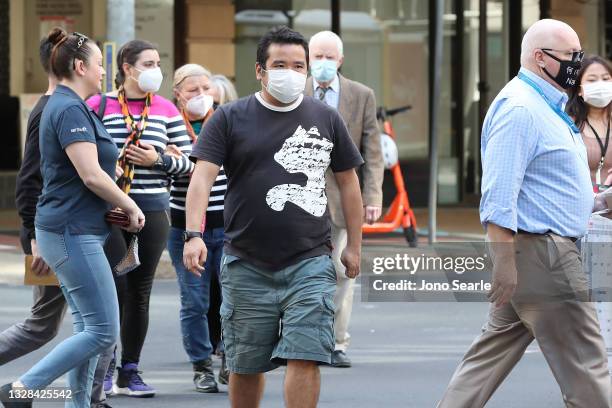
[256,26,309,69]
[39,35,54,74]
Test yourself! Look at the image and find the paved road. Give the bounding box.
[0,275,565,407]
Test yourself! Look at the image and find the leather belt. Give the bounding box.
[517,229,578,243]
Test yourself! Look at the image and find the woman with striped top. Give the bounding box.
[167,63,228,393]
[87,40,190,398]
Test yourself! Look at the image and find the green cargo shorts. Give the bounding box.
[219,253,337,374]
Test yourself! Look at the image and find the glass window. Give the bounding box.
[234,0,332,97]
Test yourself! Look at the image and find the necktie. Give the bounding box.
[317,86,329,101]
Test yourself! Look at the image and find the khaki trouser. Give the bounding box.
[331,225,354,352]
[437,233,611,408]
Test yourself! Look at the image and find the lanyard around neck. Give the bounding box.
[517,72,580,134]
[587,118,611,163]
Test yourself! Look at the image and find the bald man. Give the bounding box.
[437,19,611,408]
[305,31,383,368]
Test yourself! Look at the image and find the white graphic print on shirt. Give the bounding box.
[266,125,333,217]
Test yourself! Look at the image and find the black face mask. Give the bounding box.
[541,50,582,89]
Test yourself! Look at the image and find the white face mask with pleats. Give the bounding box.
[185,94,214,118]
[132,67,163,93]
[263,68,307,104]
[582,81,612,108]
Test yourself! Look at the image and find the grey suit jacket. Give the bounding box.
[305,74,384,228]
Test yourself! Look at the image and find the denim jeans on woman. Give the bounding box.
[167,227,224,363]
[21,228,119,408]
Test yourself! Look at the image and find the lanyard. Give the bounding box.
[587,118,611,185]
[518,72,580,134]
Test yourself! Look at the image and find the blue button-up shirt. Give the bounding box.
[313,74,340,109]
[480,67,593,238]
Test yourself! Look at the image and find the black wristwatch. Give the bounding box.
[153,152,164,169]
[183,230,202,242]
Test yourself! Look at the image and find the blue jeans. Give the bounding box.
[167,227,224,363]
[21,228,119,408]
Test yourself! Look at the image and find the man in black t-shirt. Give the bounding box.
[184,26,364,407]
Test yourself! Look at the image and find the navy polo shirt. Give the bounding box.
[36,85,119,235]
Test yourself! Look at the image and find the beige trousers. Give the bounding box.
[437,233,611,408]
[331,225,354,352]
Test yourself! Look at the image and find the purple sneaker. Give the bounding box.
[103,358,115,396]
[113,363,156,398]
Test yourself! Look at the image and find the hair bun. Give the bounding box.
[47,27,68,46]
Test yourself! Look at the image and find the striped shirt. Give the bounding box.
[87,93,192,212]
[169,120,227,230]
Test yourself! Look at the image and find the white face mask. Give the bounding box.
[133,67,163,93]
[582,81,612,108]
[185,93,214,118]
[263,68,306,104]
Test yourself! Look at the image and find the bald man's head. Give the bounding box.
[520,19,582,89]
[521,19,579,66]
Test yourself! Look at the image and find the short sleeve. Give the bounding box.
[330,111,364,172]
[56,105,97,149]
[190,107,228,166]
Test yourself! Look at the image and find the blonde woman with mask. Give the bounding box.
[168,64,229,393]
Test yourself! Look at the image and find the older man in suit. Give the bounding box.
[305,30,384,368]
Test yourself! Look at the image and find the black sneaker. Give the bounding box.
[193,358,218,393]
[0,383,33,408]
[331,350,352,368]
[218,354,230,385]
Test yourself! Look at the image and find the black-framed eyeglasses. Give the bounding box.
[541,48,584,63]
[71,32,89,70]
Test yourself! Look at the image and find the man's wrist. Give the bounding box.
[345,241,361,252]
[183,230,203,242]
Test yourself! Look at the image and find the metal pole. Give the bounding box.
[452,0,465,200]
[332,0,341,37]
[428,0,444,244]
[107,0,135,47]
[477,0,488,195]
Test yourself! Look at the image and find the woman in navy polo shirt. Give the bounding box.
[0,28,144,408]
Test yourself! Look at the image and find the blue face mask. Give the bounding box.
[310,59,338,82]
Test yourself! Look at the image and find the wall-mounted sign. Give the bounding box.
[36,0,83,16]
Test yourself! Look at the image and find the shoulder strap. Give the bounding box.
[97,93,107,120]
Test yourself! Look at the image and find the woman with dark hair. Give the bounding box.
[567,55,612,191]
[0,28,144,408]
[87,40,190,398]
[567,55,612,377]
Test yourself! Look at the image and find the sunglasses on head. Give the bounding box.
[71,32,89,70]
